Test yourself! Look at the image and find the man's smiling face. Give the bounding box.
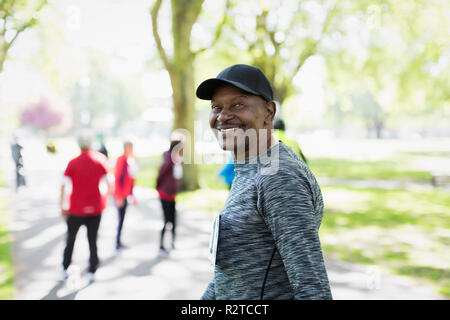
[209,84,274,158]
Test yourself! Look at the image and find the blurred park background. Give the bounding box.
[0,0,449,299]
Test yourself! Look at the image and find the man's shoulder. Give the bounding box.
[256,143,314,185]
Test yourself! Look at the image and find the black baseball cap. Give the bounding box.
[196,64,274,102]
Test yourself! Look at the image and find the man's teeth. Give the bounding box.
[219,128,242,133]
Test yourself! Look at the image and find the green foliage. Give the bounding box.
[324,0,450,132]
[0,0,47,72]
[215,0,342,103]
[67,53,147,131]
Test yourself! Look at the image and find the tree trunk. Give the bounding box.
[151,0,229,190]
[169,0,202,190]
[169,62,199,190]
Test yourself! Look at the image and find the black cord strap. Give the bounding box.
[260,246,277,300]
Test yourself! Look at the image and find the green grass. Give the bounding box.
[309,157,432,182]
[323,244,376,265]
[394,266,450,297]
[398,151,450,158]
[320,186,450,297]
[0,189,14,299]
[177,189,229,215]
[321,186,450,230]
[135,155,161,189]
[175,185,450,297]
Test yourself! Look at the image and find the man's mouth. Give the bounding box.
[215,125,245,133]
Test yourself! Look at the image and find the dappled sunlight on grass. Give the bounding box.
[321,186,450,297]
[322,188,372,213]
[322,186,450,229]
[309,157,432,182]
[394,266,450,297]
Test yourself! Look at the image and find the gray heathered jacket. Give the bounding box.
[201,141,332,300]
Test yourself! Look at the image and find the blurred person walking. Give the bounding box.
[10,134,26,190]
[156,139,183,255]
[196,64,331,300]
[96,133,109,158]
[113,140,138,251]
[273,118,308,165]
[60,132,110,282]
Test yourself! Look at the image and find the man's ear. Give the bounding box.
[264,101,276,125]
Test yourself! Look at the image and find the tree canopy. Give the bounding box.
[0,0,47,72]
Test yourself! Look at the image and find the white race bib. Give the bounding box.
[208,211,221,266]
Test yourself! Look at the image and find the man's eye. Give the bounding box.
[233,103,244,109]
[211,105,221,110]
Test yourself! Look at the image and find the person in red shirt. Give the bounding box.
[156,139,183,255]
[113,140,137,250]
[60,133,110,281]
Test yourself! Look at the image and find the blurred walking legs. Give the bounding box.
[63,215,102,273]
[116,199,128,249]
[15,163,26,190]
[160,199,176,252]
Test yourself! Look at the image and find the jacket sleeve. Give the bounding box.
[256,169,332,300]
[200,279,216,300]
[156,158,172,190]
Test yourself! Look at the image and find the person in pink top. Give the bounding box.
[113,140,138,250]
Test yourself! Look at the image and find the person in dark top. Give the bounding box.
[96,133,109,158]
[156,140,183,255]
[10,135,26,190]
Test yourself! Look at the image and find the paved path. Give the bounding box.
[2,141,446,300]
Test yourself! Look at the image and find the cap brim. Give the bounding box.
[196,78,261,101]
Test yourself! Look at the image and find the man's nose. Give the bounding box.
[217,107,234,122]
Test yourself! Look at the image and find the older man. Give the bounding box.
[196,64,332,300]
